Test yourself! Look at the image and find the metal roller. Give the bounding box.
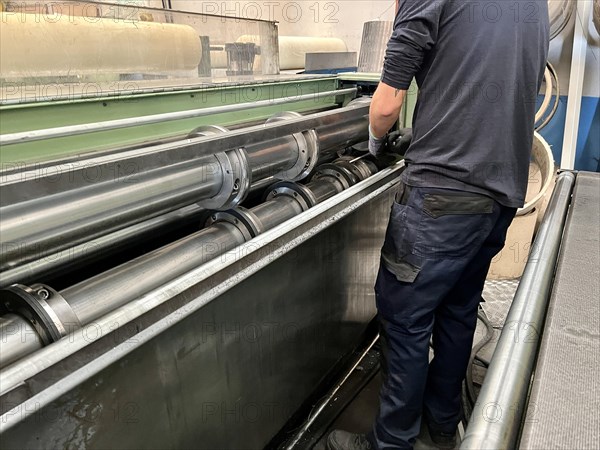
[0,101,371,274]
[187,125,251,209]
[265,111,320,181]
[0,157,378,367]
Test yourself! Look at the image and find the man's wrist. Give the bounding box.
[369,125,386,141]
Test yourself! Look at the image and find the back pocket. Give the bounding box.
[415,193,495,258]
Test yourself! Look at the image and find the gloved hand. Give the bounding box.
[368,125,389,158]
[387,128,413,156]
[368,127,413,158]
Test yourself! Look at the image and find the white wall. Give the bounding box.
[169,0,397,53]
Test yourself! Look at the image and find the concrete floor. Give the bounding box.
[313,371,460,450]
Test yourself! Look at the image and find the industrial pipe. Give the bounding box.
[0,204,205,288]
[460,171,576,450]
[0,157,378,367]
[0,158,223,271]
[0,104,370,272]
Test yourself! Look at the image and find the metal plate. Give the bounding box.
[481,279,520,328]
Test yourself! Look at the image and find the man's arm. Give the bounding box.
[369,0,445,139]
[369,82,406,138]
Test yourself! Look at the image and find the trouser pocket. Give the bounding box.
[380,183,422,283]
[415,192,495,258]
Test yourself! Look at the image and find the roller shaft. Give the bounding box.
[0,105,370,272]
[0,159,221,271]
[0,157,377,366]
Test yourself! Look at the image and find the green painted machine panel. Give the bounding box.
[0,78,351,165]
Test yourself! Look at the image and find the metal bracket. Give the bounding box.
[206,207,264,241]
[191,126,251,210]
[0,284,81,345]
[264,181,318,212]
[266,112,319,181]
[311,163,356,190]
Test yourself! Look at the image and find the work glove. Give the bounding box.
[368,127,413,158]
[368,125,389,158]
[387,128,413,156]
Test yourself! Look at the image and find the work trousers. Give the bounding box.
[369,182,517,449]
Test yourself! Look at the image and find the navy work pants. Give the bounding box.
[369,182,517,449]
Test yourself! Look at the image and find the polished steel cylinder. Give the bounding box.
[306,180,344,203]
[461,172,576,450]
[0,314,44,367]
[246,136,299,180]
[0,204,206,288]
[251,196,305,230]
[64,222,246,324]
[0,159,222,271]
[316,117,369,158]
[1,106,370,273]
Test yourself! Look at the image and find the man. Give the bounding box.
[328,1,549,449]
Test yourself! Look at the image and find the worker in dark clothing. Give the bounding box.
[327,1,549,449]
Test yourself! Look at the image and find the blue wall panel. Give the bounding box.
[538,95,600,172]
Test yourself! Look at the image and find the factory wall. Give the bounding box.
[540,11,600,172]
[169,0,397,53]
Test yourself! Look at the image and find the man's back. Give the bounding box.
[382,0,550,207]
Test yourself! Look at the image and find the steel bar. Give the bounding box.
[64,222,247,324]
[0,314,44,367]
[0,204,205,288]
[0,159,222,271]
[246,136,300,180]
[460,171,576,450]
[307,180,345,203]
[0,88,357,146]
[249,197,305,230]
[316,116,369,155]
[1,105,371,272]
[561,0,592,169]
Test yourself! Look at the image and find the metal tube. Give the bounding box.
[1,105,371,273]
[66,195,304,324]
[0,314,44,367]
[0,204,205,288]
[0,159,222,271]
[0,88,357,146]
[306,180,343,203]
[0,158,378,365]
[251,197,305,230]
[246,136,299,180]
[64,222,246,324]
[317,116,369,156]
[560,0,592,169]
[1,103,370,194]
[460,171,576,450]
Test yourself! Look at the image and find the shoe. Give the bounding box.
[427,427,457,449]
[326,430,373,450]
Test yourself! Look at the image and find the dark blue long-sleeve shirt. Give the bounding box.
[382,0,549,207]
